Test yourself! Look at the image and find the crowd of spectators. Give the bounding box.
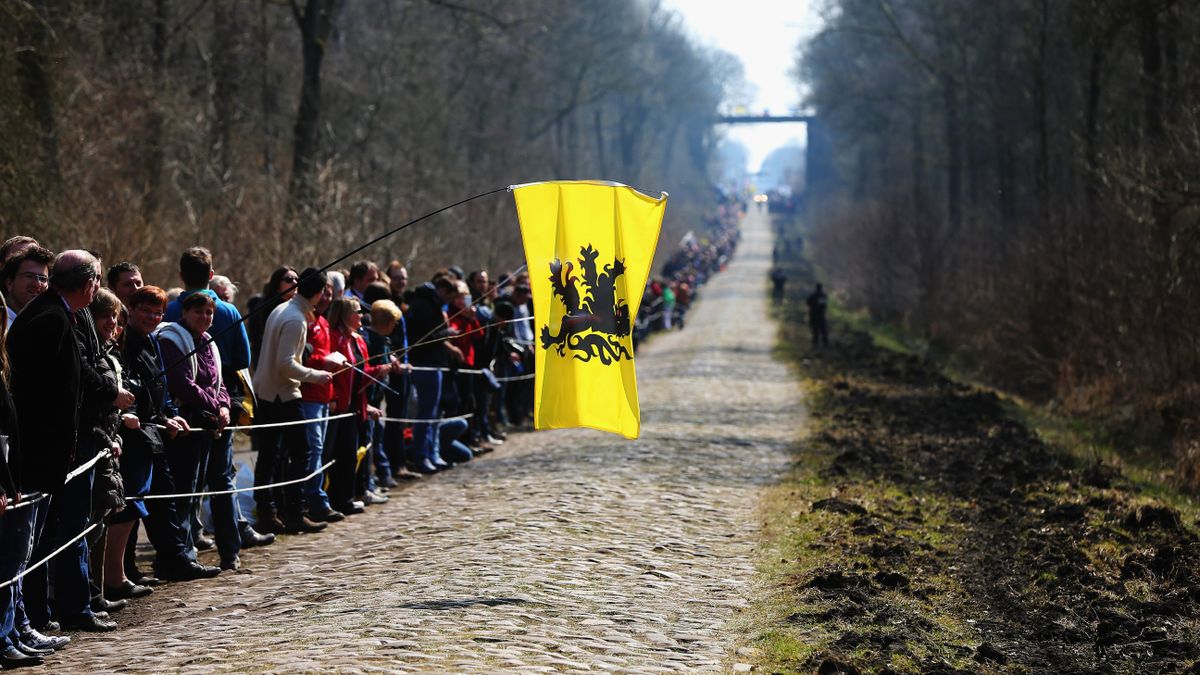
[0,199,741,667]
[633,199,744,347]
[0,236,538,668]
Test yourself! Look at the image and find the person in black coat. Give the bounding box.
[0,289,50,668]
[7,285,85,494]
[806,283,829,348]
[403,278,457,473]
[6,250,105,638]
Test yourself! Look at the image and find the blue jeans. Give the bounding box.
[143,453,193,573]
[411,369,443,463]
[26,461,94,625]
[438,418,474,463]
[0,494,45,648]
[206,431,241,562]
[369,418,387,488]
[299,401,332,514]
[166,433,210,559]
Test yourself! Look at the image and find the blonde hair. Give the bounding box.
[370,299,401,327]
[327,296,360,331]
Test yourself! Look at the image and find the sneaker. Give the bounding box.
[17,628,69,652]
[362,490,389,505]
[13,640,52,657]
[408,460,439,475]
[0,646,43,668]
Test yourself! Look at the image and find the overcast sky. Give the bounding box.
[667,0,824,174]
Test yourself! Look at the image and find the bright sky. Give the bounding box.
[668,0,824,174]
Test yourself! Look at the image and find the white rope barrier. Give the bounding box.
[63,449,111,485]
[2,450,111,516]
[495,372,535,382]
[4,491,47,512]
[380,413,472,425]
[348,363,404,397]
[382,364,535,382]
[0,523,100,590]
[129,458,338,502]
[226,412,355,432]
[407,365,484,373]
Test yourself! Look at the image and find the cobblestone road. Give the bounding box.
[47,208,802,673]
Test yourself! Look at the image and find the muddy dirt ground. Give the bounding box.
[758,215,1200,674]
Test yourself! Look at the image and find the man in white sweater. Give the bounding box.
[252,267,333,534]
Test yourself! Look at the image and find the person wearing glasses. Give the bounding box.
[7,251,107,636]
[247,266,299,370]
[1,246,54,327]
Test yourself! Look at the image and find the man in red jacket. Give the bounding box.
[300,280,343,523]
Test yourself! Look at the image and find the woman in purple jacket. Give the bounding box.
[157,292,231,561]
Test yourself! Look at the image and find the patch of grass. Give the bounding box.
[758,629,823,663]
[828,304,915,356]
[747,310,985,671]
[1009,402,1200,523]
[818,273,1200,528]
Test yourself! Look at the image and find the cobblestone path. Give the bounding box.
[48,208,802,673]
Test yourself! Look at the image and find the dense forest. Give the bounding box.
[799,0,1200,479]
[1,0,740,284]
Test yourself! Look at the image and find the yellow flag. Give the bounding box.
[511,180,667,439]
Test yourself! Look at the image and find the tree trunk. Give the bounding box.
[210,0,236,184]
[1084,44,1104,221]
[142,0,168,222]
[941,74,962,236]
[1033,0,1050,231]
[288,0,337,215]
[1137,1,1164,143]
[257,0,280,231]
[16,0,62,188]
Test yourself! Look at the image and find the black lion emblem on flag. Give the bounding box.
[540,244,633,365]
